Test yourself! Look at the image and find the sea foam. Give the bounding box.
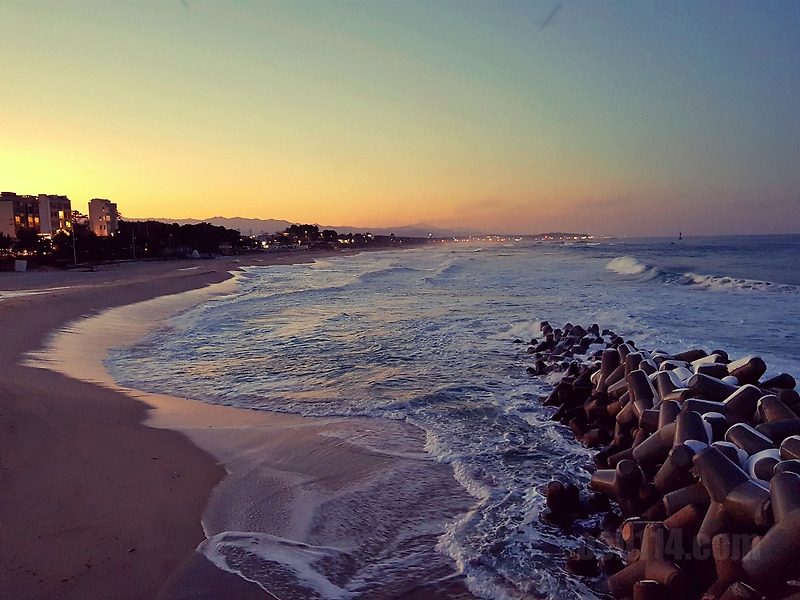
[107,236,800,599]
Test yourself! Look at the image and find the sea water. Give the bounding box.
[107,234,800,599]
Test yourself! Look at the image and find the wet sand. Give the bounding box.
[0,255,477,599]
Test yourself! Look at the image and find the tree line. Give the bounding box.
[1,220,426,270]
[1,219,248,269]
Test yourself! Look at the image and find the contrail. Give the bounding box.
[540,1,562,30]
[180,0,189,7]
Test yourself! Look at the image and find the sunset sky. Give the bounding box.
[1,1,798,236]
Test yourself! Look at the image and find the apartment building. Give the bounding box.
[38,194,72,235]
[88,198,119,237]
[0,192,41,237]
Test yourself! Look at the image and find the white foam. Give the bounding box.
[607,255,799,294]
[497,320,544,342]
[606,256,648,275]
[200,531,355,600]
[97,240,799,599]
[682,272,798,293]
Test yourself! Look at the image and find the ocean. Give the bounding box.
[107,234,800,599]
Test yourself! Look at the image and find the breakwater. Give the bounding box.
[525,320,800,599]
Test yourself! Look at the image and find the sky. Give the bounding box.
[1,1,798,236]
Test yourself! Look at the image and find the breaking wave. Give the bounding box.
[606,256,798,293]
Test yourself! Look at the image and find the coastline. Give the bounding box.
[0,252,478,599]
[0,255,302,599]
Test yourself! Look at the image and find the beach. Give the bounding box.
[0,254,477,600]
[4,236,797,599]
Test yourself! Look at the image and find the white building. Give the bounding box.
[88,198,118,237]
[38,194,72,235]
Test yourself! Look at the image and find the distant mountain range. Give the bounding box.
[132,216,480,239]
[129,216,595,240]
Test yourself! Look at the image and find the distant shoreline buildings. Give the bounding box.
[87,198,119,237]
[0,191,119,239]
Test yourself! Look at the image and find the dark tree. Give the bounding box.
[321,229,339,242]
[285,224,320,241]
[15,228,46,254]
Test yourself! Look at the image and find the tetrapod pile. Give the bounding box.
[525,321,800,600]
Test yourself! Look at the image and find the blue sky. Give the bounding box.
[1,1,798,235]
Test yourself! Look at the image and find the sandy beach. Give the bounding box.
[0,254,477,600]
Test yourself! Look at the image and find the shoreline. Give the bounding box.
[0,252,478,599]
[0,255,304,599]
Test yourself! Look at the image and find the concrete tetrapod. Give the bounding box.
[589,459,652,517]
[653,441,705,495]
[692,446,772,547]
[606,522,688,599]
[741,470,800,595]
[633,410,709,468]
[700,532,751,600]
[523,326,800,598]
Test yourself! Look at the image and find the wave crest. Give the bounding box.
[605,256,664,281]
[606,256,798,293]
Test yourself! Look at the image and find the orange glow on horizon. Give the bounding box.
[1,2,798,236]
